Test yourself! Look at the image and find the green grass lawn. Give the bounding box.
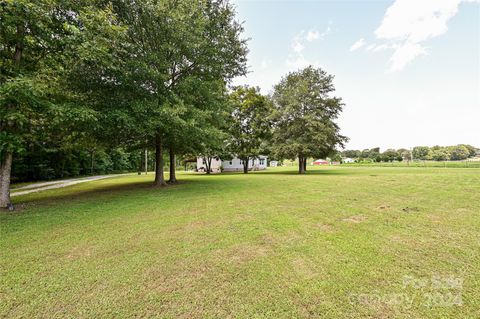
[343,160,480,168]
[1,167,479,318]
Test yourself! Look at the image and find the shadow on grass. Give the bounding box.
[7,167,361,215]
[9,178,209,212]
[253,168,355,176]
[2,177,227,227]
[182,168,355,176]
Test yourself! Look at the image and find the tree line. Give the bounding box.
[342,144,478,163]
[0,1,345,210]
[11,146,156,182]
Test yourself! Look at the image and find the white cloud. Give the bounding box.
[321,26,332,39]
[291,23,331,53]
[375,0,460,42]
[357,0,475,71]
[260,59,272,69]
[286,54,309,69]
[389,42,427,71]
[306,25,331,42]
[367,43,393,53]
[292,36,305,53]
[306,30,320,42]
[350,38,365,51]
[287,23,331,69]
[286,54,319,70]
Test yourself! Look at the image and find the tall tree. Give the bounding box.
[398,148,412,161]
[164,78,230,180]
[271,66,347,174]
[0,1,115,209]
[412,146,430,160]
[448,145,470,160]
[381,149,399,162]
[104,0,247,186]
[342,149,361,158]
[60,0,247,187]
[227,86,272,173]
[459,144,477,158]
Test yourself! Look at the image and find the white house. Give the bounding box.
[269,160,279,167]
[343,157,355,163]
[196,156,268,172]
[196,157,222,173]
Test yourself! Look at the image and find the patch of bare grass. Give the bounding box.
[342,215,367,223]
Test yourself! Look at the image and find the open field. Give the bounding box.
[342,161,480,169]
[1,167,479,318]
[280,160,480,169]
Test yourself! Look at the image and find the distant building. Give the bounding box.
[312,159,329,165]
[343,158,355,163]
[196,156,268,172]
[196,157,222,173]
[270,160,279,167]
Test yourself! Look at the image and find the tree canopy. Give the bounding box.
[1,1,358,209]
[270,66,347,174]
[0,0,248,209]
[0,0,121,208]
[226,86,272,173]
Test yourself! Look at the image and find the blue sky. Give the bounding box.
[231,0,480,150]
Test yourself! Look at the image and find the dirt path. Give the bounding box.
[11,174,130,197]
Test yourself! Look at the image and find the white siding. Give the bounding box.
[196,156,268,172]
[222,156,268,171]
[196,157,222,172]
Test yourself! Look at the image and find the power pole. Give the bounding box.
[145,148,148,175]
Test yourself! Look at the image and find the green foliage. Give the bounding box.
[63,0,248,184]
[448,145,470,160]
[381,149,399,162]
[11,145,142,182]
[0,76,54,159]
[459,144,477,157]
[427,148,450,161]
[329,152,342,162]
[270,66,347,163]
[0,0,124,202]
[1,0,248,190]
[343,145,476,163]
[412,146,430,160]
[342,149,361,158]
[226,86,272,164]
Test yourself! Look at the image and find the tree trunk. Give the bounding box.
[303,158,307,172]
[243,157,249,174]
[298,155,305,174]
[0,25,24,210]
[90,149,95,175]
[144,148,148,175]
[206,157,212,174]
[168,146,176,183]
[0,152,13,210]
[137,149,143,175]
[153,133,167,186]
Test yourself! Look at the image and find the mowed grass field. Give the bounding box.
[1,167,479,318]
[343,161,480,168]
